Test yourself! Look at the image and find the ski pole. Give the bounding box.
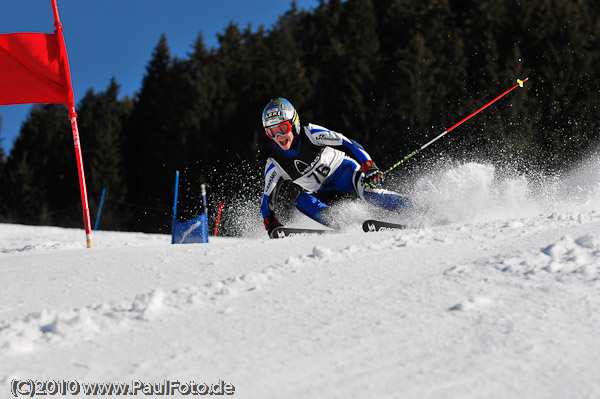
[384,78,528,174]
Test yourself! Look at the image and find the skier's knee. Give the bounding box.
[295,192,314,214]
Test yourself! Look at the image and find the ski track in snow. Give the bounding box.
[1,160,600,398]
[2,213,600,349]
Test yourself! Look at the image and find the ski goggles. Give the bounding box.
[264,121,292,139]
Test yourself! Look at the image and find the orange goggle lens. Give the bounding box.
[265,121,292,139]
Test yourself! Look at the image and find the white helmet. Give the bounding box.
[262,97,301,138]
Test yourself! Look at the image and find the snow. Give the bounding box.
[2,159,600,398]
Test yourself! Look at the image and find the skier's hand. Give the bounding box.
[362,160,384,188]
[264,215,283,232]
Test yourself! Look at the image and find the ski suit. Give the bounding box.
[261,123,407,227]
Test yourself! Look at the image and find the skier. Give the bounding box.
[261,97,408,234]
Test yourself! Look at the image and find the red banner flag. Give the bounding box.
[0,32,73,107]
[0,0,92,248]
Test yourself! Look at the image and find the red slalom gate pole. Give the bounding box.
[53,0,93,247]
[213,201,223,236]
[69,109,93,247]
[385,78,529,174]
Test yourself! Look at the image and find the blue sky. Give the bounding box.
[0,0,320,154]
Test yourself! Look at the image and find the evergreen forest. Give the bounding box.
[0,0,598,235]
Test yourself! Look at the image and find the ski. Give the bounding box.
[269,226,331,239]
[362,219,407,233]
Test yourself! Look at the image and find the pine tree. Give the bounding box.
[0,116,5,185]
[376,1,442,155]
[1,104,78,226]
[297,0,344,129]
[1,152,38,222]
[171,34,221,221]
[181,33,216,174]
[332,0,380,146]
[209,23,244,157]
[123,34,180,232]
[77,78,131,230]
[0,116,7,221]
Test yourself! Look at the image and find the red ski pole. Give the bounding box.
[385,78,529,174]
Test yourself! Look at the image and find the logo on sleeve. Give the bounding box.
[265,169,277,192]
[313,130,339,143]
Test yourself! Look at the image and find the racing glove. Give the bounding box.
[263,215,283,232]
[361,160,384,188]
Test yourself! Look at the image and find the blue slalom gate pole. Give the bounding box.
[171,171,180,244]
[93,188,106,231]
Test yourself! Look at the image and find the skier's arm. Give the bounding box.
[261,161,284,231]
[305,124,371,163]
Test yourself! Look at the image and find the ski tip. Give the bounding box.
[362,219,407,233]
[269,226,287,239]
[269,226,330,239]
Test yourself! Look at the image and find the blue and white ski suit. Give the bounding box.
[261,123,407,227]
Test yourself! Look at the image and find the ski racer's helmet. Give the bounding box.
[262,97,301,139]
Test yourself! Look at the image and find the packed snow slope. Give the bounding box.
[1,159,600,399]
